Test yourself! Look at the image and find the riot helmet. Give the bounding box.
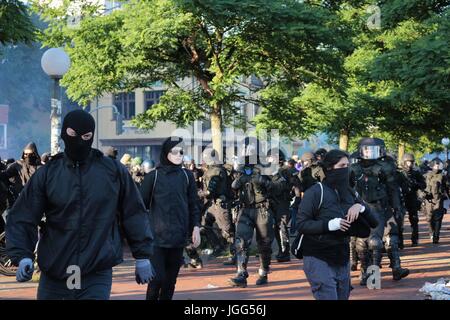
[358,138,386,160]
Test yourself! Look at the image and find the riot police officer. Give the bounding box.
[266,148,293,263]
[398,153,426,246]
[349,151,360,271]
[202,149,236,265]
[228,145,275,288]
[350,138,409,285]
[423,158,449,244]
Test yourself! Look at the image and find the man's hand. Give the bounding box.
[192,226,201,248]
[135,259,155,285]
[346,204,362,223]
[16,258,34,282]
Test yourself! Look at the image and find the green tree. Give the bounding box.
[358,0,450,162]
[34,0,347,158]
[0,0,36,47]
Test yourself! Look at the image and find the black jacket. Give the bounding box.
[6,149,153,280]
[297,182,376,265]
[140,165,201,248]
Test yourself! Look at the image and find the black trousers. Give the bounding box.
[146,246,184,300]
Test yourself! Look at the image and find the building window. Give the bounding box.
[114,92,135,120]
[117,146,153,161]
[145,90,165,111]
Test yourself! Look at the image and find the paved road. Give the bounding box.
[1,214,449,300]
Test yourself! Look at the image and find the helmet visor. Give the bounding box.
[360,145,382,160]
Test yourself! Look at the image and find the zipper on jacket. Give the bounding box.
[76,162,82,268]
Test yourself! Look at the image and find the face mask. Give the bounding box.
[61,110,95,163]
[244,167,253,175]
[325,167,349,188]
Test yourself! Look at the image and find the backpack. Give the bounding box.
[291,182,323,260]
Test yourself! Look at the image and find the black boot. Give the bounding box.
[388,246,409,281]
[276,245,291,263]
[187,258,203,269]
[256,268,269,285]
[229,273,248,288]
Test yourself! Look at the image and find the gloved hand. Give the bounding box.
[135,259,155,285]
[328,218,342,231]
[16,258,34,282]
[328,218,351,232]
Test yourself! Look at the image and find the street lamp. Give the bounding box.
[41,48,71,155]
[442,137,449,162]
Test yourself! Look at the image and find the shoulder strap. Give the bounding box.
[148,170,158,211]
[318,182,324,209]
[182,168,189,185]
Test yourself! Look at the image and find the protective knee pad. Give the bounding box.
[368,237,383,251]
[355,238,368,254]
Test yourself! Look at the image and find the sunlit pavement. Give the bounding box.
[1,214,449,300]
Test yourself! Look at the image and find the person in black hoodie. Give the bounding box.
[0,142,42,207]
[297,149,377,300]
[140,136,201,300]
[6,110,154,300]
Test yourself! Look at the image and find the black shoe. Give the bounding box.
[188,259,203,269]
[350,263,358,272]
[432,237,439,244]
[276,253,291,263]
[223,256,236,266]
[256,275,268,286]
[411,239,418,247]
[399,242,404,250]
[229,275,247,288]
[392,267,409,281]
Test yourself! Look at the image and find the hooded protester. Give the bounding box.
[139,136,201,300]
[0,142,42,206]
[297,149,377,300]
[6,109,154,300]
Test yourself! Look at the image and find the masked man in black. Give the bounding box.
[6,110,154,300]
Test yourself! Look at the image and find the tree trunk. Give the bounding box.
[210,110,223,162]
[398,141,405,167]
[339,129,349,151]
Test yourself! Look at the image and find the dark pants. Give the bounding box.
[425,202,445,241]
[303,256,350,300]
[405,200,420,242]
[37,269,112,300]
[234,205,274,276]
[209,202,235,247]
[146,246,184,300]
[356,202,402,274]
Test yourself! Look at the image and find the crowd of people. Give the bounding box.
[1,110,449,300]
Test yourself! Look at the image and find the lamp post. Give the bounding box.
[442,137,449,162]
[41,48,71,155]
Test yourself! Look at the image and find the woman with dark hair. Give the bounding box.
[140,136,201,300]
[297,149,377,300]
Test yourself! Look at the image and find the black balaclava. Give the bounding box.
[61,110,95,163]
[160,136,183,166]
[322,150,352,203]
[22,142,40,166]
